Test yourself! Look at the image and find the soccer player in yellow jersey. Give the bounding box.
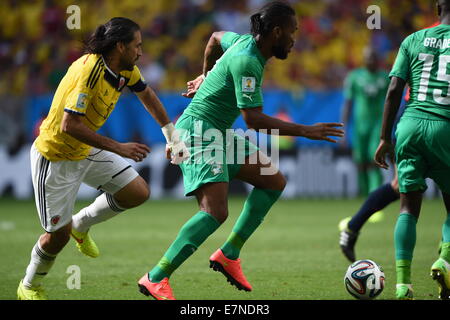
[17,17,189,300]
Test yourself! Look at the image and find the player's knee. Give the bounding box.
[265,172,286,191]
[50,223,72,245]
[276,173,287,191]
[115,179,150,208]
[135,184,150,205]
[201,205,228,224]
[213,208,228,224]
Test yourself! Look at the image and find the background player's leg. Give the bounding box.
[394,191,422,297]
[367,163,383,193]
[220,151,286,260]
[367,124,383,193]
[148,182,226,283]
[348,176,399,232]
[339,176,400,262]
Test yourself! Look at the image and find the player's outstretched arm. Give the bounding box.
[136,86,171,127]
[241,107,344,143]
[136,86,190,164]
[61,111,150,162]
[182,31,227,98]
[374,76,406,169]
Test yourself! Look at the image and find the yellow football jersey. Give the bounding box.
[35,54,146,161]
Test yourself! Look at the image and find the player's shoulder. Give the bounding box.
[69,53,104,78]
[228,37,263,66]
[347,68,363,78]
[74,53,103,69]
[403,26,442,44]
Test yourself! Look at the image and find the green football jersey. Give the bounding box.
[390,24,450,119]
[183,32,266,131]
[344,68,389,122]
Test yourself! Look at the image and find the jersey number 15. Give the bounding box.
[418,53,450,104]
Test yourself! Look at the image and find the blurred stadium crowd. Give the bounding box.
[0,0,437,148]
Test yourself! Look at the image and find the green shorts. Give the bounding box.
[176,114,259,196]
[395,109,450,194]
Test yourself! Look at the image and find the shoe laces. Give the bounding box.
[158,279,173,294]
[30,286,47,299]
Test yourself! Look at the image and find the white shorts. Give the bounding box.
[30,143,139,232]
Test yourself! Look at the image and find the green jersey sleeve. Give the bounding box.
[389,36,412,81]
[229,55,264,109]
[221,32,243,52]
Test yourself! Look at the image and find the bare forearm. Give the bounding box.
[62,114,120,152]
[203,32,225,75]
[137,87,171,127]
[380,77,406,142]
[245,111,307,136]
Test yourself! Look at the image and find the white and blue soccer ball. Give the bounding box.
[344,259,385,300]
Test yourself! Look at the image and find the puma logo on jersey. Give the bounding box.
[243,93,253,101]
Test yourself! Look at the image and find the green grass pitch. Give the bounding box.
[0,196,446,300]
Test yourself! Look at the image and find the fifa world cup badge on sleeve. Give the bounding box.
[242,77,256,92]
[76,93,88,112]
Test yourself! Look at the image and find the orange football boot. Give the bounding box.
[209,249,252,291]
[138,274,175,300]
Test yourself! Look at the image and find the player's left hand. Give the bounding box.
[181,74,205,98]
[374,139,395,170]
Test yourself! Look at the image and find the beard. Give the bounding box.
[273,45,289,60]
[121,57,136,71]
[125,62,134,71]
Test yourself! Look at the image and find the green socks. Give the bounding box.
[149,188,282,282]
[221,188,282,260]
[149,211,220,283]
[394,212,418,284]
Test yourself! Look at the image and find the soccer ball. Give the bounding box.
[344,259,385,300]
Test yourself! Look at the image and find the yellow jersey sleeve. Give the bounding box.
[64,55,103,115]
[126,65,147,92]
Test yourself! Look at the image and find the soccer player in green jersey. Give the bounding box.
[338,22,441,264]
[137,1,344,300]
[341,47,389,196]
[375,0,450,300]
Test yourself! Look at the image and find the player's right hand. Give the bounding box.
[304,123,344,143]
[374,139,394,170]
[181,74,205,98]
[118,142,151,162]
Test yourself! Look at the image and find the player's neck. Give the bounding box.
[441,15,450,25]
[102,54,121,75]
[254,35,273,60]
